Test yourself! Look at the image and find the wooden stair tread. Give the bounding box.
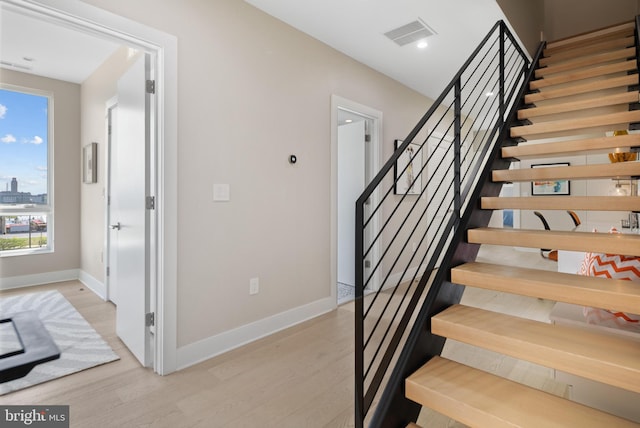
[511,111,640,138]
[432,304,640,393]
[481,196,640,212]
[493,160,640,182]
[545,21,634,53]
[535,47,635,78]
[518,91,638,120]
[524,74,638,104]
[530,60,637,90]
[451,262,640,314]
[540,36,635,66]
[406,356,639,428]
[501,134,640,159]
[467,227,640,256]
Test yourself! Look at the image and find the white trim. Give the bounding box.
[330,95,382,300]
[5,0,179,375]
[79,270,106,300]
[0,269,79,290]
[104,96,117,304]
[176,297,335,370]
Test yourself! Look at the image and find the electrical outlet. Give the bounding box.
[249,277,259,295]
[213,183,230,202]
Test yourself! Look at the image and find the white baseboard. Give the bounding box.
[79,270,106,300]
[0,269,80,290]
[176,296,335,370]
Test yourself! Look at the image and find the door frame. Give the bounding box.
[105,96,117,305]
[6,0,179,375]
[331,95,382,301]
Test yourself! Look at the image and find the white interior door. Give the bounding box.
[114,53,151,366]
[337,121,365,286]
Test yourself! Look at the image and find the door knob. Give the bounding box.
[110,222,121,230]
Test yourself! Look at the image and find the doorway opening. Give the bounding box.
[2,0,178,374]
[331,96,381,305]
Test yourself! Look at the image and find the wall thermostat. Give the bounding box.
[289,155,297,164]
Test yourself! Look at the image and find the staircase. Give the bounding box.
[404,21,640,427]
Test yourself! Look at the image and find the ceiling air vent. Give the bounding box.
[384,19,436,47]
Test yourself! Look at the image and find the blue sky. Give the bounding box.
[0,88,49,195]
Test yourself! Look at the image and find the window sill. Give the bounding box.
[0,247,53,258]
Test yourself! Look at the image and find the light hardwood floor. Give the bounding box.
[1,281,356,427]
[0,245,565,427]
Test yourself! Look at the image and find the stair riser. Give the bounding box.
[493,160,640,182]
[530,61,636,91]
[518,92,638,120]
[545,23,634,53]
[501,134,640,159]
[540,36,635,66]
[432,305,640,393]
[535,47,636,78]
[524,75,639,104]
[467,228,640,256]
[511,110,640,138]
[481,196,640,212]
[451,263,640,314]
[406,357,639,428]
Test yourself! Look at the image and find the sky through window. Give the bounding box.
[0,88,49,196]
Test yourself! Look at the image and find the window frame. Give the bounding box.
[0,83,54,257]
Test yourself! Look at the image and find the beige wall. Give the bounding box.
[78,0,434,348]
[497,0,545,56]
[0,70,81,278]
[80,46,139,284]
[544,0,640,41]
[497,0,639,52]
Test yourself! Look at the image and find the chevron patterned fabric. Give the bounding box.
[579,251,640,330]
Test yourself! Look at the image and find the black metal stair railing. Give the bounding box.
[354,20,535,427]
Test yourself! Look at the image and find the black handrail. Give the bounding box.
[355,21,537,427]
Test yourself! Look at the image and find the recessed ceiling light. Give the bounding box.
[345,119,353,123]
[417,40,428,49]
[485,91,494,97]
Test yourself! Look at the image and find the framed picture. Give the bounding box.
[394,139,422,195]
[531,162,569,195]
[83,142,97,184]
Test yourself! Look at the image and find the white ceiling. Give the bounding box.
[0,1,511,97]
[0,5,121,84]
[245,0,511,99]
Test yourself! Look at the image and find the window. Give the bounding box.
[0,85,53,255]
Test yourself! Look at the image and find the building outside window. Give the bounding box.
[0,85,53,255]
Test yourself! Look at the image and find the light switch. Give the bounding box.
[213,183,230,202]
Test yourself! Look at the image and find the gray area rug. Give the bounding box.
[0,290,119,395]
